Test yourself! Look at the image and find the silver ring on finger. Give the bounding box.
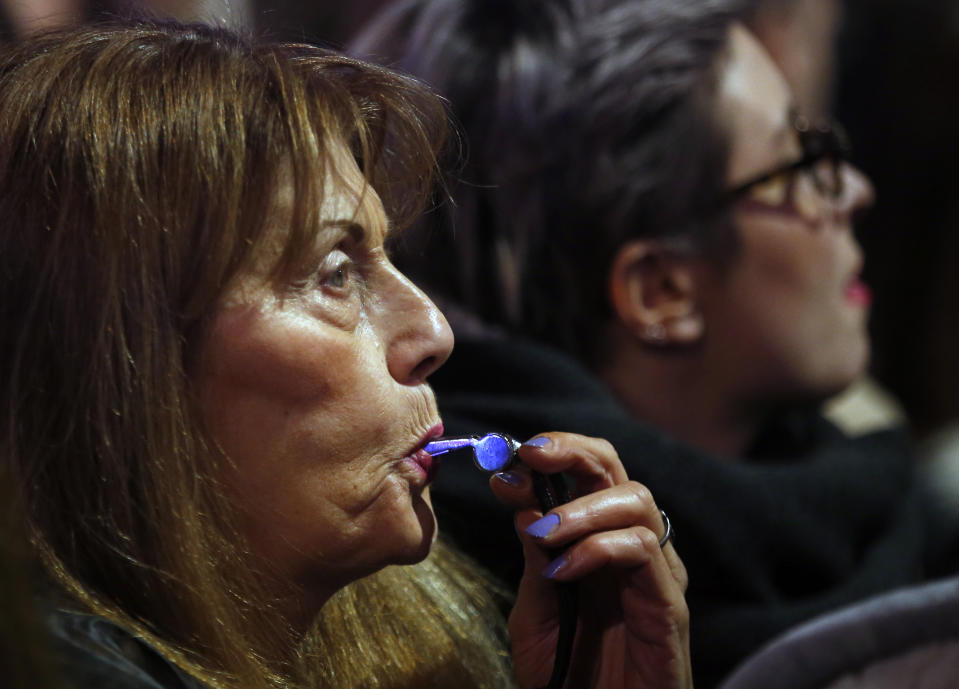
[658,509,674,548]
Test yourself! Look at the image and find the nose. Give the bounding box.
[381,264,454,385]
[838,161,875,216]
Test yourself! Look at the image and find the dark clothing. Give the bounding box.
[429,333,953,688]
[43,604,200,689]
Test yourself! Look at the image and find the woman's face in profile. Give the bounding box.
[192,144,453,614]
[699,24,874,402]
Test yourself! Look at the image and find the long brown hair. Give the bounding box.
[0,22,511,689]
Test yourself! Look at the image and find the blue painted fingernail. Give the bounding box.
[542,554,567,579]
[523,436,551,448]
[493,470,525,487]
[525,513,560,538]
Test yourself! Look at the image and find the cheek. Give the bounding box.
[202,306,390,436]
[201,331,397,513]
[719,230,867,392]
[731,225,839,328]
[194,312,436,589]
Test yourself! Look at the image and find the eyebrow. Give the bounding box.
[319,220,367,245]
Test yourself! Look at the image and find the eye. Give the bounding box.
[746,172,790,206]
[317,249,355,293]
[326,264,350,289]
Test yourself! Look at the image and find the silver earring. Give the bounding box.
[642,323,667,344]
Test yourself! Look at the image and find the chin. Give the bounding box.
[810,340,872,402]
[392,493,438,565]
[839,336,871,387]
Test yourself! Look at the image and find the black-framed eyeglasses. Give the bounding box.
[721,115,851,215]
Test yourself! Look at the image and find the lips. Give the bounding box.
[403,423,444,484]
[844,278,872,307]
[409,447,437,481]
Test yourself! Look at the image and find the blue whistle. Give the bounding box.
[424,433,521,473]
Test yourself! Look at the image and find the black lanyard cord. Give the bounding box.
[531,470,577,689]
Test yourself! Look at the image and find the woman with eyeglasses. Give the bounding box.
[351,0,959,685]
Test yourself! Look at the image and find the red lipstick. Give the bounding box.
[845,279,872,307]
[405,423,444,483]
[409,447,436,481]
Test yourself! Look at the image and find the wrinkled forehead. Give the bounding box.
[318,143,389,243]
[253,142,389,275]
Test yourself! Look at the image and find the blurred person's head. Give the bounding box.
[353,0,874,455]
[0,21,509,689]
[0,0,252,37]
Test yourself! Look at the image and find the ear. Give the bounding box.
[607,240,705,346]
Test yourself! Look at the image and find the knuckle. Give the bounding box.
[636,527,661,552]
[581,500,603,523]
[587,438,620,485]
[573,533,616,569]
[575,534,605,559]
[593,436,617,458]
[624,481,655,510]
[674,561,690,592]
[672,600,690,629]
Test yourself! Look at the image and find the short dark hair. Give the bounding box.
[353,0,748,362]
